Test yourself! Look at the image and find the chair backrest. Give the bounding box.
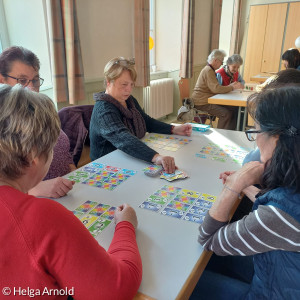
[58,105,94,166]
[178,78,190,104]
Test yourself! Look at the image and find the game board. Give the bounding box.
[142,133,192,152]
[68,162,136,190]
[72,200,116,237]
[139,185,216,224]
[196,142,251,165]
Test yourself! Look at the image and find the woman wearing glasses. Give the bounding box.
[191,87,300,299]
[0,46,76,198]
[90,57,192,174]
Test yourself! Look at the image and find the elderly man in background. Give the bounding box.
[191,49,243,130]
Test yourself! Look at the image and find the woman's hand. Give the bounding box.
[152,154,176,174]
[225,161,264,194]
[114,203,138,229]
[219,171,236,185]
[230,82,243,90]
[28,177,75,198]
[172,124,192,136]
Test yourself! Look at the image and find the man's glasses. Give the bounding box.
[4,74,44,88]
[245,129,263,141]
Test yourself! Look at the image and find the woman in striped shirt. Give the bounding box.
[191,87,300,299]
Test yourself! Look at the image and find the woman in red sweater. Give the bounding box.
[0,84,142,299]
[216,54,245,88]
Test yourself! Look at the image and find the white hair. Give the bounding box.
[227,54,243,66]
[207,49,227,63]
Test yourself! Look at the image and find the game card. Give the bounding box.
[89,203,110,216]
[101,207,117,220]
[80,214,99,228]
[184,213,205,224]
[167,201,190,212]
[74,200,98,213]
[161,207,184,219]
[88,219,112,237]
[139,201,162,212]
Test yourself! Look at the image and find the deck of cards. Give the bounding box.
[160,170,188,182]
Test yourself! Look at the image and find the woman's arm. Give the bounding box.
[91,102,157,162]
[199,204,300,256]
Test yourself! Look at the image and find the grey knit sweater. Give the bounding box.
[90,92,172,162]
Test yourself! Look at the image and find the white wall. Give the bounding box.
[76,0,134,81]
[3,0,52,89]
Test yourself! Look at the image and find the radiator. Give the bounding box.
[143,78,174,119]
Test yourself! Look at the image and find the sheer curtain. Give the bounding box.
[179,0,195,79]
[46,0,85,104]
[134,0,150,87]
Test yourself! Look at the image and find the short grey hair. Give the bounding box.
[227,54,243,66]
[207,49,226,63]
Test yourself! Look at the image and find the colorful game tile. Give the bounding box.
[75,200,98,213]
[89,203,110,216]
[101,207,117,220]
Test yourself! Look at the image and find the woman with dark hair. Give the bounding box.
[190,87,300,299]
[281,48,300,70]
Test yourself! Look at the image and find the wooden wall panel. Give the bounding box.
[282,2,300,61]
[243,5,268,82]
[261,3,287,73]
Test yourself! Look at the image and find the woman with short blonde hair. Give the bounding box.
[90,56,192,174]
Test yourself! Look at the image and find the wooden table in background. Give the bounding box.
[250,74,272,83]
[208,90,254,131]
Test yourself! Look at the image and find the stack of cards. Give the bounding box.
[160,170,188,182]
[143,165,163,177]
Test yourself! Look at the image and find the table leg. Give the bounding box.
[242,107,247,131]
[236,107,242,131]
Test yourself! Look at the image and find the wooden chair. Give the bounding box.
[178,78,214,126]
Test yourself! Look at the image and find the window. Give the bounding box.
[0,0,52,93]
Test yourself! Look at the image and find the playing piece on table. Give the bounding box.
[143,164,163,177]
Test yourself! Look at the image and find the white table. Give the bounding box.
[57,129,255,300]
[208,90,254,131]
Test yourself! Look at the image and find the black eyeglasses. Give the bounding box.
[245,129,263,141]
[114,59,135,66]
[4,74,44,88]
